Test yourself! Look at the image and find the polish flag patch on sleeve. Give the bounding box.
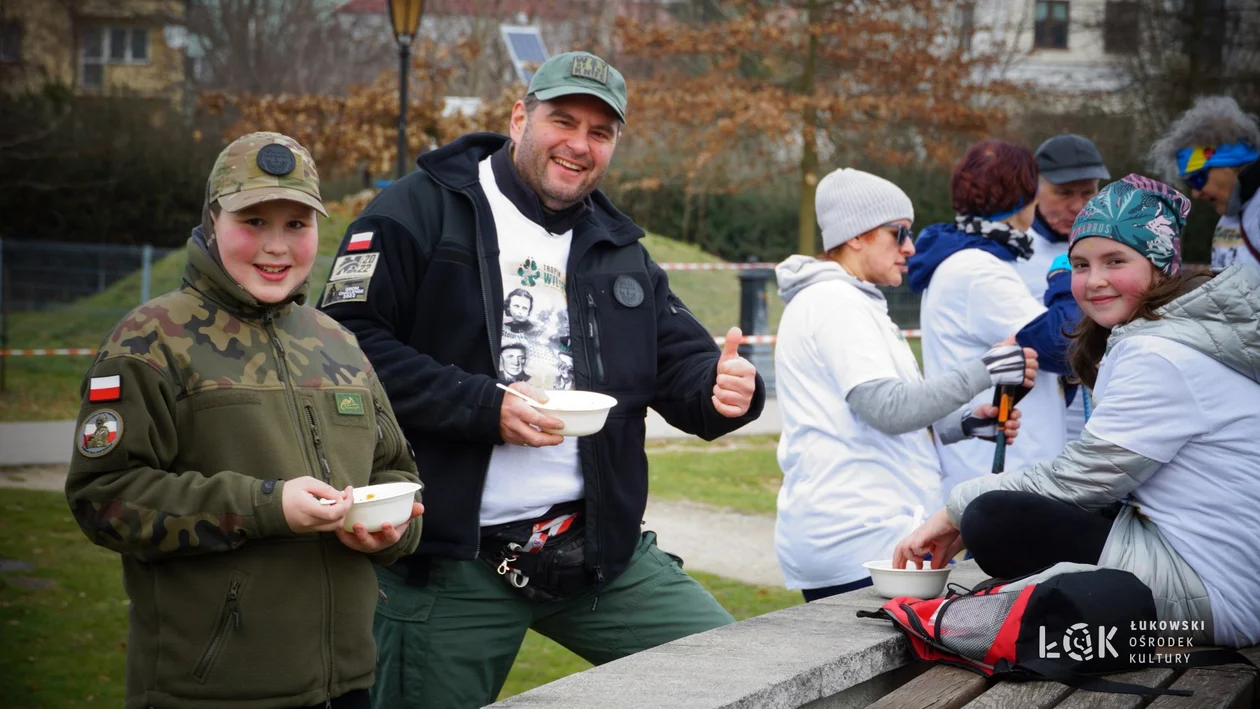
[347,231,374,252]
[89,375,122,402]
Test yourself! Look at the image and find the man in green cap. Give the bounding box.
[319,51,767,707]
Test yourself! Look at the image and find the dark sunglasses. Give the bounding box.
[883,223,914,245]
[1183,168,1210,192]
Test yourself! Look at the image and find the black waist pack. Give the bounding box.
[480,501,588,603]
[857,567,1254,697]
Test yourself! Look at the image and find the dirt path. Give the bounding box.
[2,465,785,588]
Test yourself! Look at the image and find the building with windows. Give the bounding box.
[959,0,1140,95]
[0,0,187,103]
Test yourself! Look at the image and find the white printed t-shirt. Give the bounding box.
[920,249,1067,495]
[477,156,583,527]
[774,277,944,590]
[1088,335,1260,647]
[1212,198,1260,272]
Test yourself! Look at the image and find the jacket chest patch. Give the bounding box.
[335,392,365,415]
[78,409,123,458]
[613,275,644,308]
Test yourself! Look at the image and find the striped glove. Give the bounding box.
[981,344,1026,387]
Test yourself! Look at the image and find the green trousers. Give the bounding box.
[370,531,735,709]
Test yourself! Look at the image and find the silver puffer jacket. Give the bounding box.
[947,264,1260,645]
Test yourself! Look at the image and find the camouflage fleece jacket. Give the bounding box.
[65,230,422,709]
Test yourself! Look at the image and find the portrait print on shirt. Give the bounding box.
[499,255,572,390]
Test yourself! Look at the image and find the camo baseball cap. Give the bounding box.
[207,132,327,217]
[527,51,627,123]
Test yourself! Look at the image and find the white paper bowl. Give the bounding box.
[529,390,618,437]
[862,559,953,599]
[342,482,421,533]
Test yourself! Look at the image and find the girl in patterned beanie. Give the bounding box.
[895,175,1260,648]
[1064,174,1210,386]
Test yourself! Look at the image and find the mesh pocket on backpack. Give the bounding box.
[935,591,1021,662]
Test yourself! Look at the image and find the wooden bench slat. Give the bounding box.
[1053,668,1180,709]
[866,665,987,709]
[1146,667,1256,709]
[960,679,1075,709]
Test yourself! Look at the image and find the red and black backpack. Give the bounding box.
[857,567,1253,697]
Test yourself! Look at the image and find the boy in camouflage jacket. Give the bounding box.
[65,132,423,709]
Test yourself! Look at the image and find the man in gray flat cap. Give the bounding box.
[1018,134,1110,442]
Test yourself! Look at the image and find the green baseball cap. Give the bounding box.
[207,131,327,217]
[527,51,627,123]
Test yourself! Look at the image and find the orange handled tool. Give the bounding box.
[991,386,1013,474]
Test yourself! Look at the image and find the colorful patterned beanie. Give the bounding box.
[1069,174,1189,276]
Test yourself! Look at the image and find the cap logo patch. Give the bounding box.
[78,409,123,458]
[570,56,609,85]
[257,144,296,176]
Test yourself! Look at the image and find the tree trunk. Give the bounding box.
[796,0,820,256]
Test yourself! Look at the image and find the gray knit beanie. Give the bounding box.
[815,168,915,251]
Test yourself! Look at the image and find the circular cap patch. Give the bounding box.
[613,275,644,308]
[256,144,296,176]
[78,409,123,458]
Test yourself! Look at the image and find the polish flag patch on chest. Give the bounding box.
[88,375,121,402]
[347,231,374,252]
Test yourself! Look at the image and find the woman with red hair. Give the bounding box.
[907,140,1077,496]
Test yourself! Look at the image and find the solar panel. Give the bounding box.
[500,25,549,85]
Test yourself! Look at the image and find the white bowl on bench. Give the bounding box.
[863,559,953,599]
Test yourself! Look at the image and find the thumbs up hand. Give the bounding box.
[713,327,757,418]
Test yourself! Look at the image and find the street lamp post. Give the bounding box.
[388,0,426,179]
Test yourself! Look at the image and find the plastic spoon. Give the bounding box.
[911,504,925,569]
[496,382,546,407]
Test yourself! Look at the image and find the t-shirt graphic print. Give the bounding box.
[477,155,583,528]
[500,254,573,391]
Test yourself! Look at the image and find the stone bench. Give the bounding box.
[489,560,1257,708]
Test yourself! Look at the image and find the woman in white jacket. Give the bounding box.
[907,141,1080,496]
[773,168,1038,601]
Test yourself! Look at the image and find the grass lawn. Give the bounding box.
[647,435,782,515]
[0,488,799,707]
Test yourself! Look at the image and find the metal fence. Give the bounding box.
[1,239,177,312]
[0,239,333,351]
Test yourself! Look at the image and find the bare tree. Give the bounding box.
[188,0,395,95]
[1093,0,1260,131]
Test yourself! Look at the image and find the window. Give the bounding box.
[109,28,128,61]
[130,28,149,62]
[958,3,975,53]
[1034,1,1070,49]
[82,29,105,88]
[1104,1,1139,54]
[0,20,22,62]
[80,26,151,88]
[500,25,548,85]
